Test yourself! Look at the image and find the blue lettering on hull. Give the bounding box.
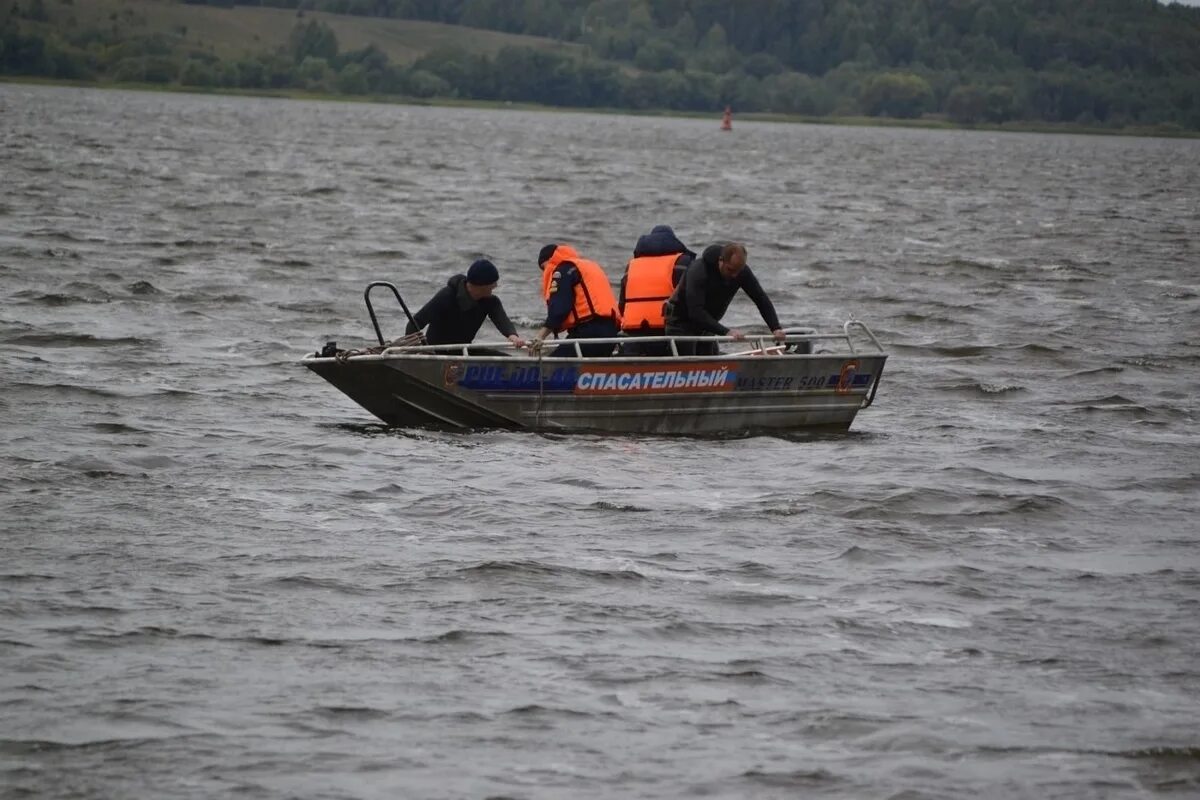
[458,364,577,392]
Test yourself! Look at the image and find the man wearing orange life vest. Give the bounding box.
[532,243,621,358]
[618,225,696,356]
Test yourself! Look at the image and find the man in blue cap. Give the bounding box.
[403,259,526,348]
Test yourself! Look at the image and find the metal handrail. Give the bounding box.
[308,321,888,363]
[375,330,838,359]
[364,281,420,347]
[843,320,886,354]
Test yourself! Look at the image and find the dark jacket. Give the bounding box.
[405,274,517,345]
[664,244,782,335]
[543,262,582,332]
[618,225,695,313]
[633,225,696,260]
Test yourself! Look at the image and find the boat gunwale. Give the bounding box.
[299,323,888,366]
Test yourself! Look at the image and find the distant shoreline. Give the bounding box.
[5,76,1197,141]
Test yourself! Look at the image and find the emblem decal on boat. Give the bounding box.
[575,364,737,395]
[443,362,463,387]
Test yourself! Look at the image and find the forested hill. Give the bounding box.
[4,0,1200,131]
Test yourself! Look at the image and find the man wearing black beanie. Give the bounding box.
[403,259,526,348]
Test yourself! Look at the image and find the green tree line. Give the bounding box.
[4,0,1199,130]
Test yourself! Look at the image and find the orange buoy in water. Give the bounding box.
[721,106,732,131]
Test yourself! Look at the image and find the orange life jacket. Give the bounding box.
[621,253,680,331]
[541,245,621,332]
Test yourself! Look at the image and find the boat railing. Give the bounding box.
[364,281,420,347]
[362,323,886,360]
[844,319,885,355]
[355,280,885,360]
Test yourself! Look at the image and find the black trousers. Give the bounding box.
[619,328,673,357]
[551,317,619,358]
[664,321,719,356]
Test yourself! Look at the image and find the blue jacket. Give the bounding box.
[633,225,696,259]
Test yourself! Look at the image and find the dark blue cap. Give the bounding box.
[466,258,499,286]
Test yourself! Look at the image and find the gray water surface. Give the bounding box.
[2,84,1199,799]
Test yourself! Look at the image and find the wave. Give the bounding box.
[27,228,104,243]
[833,545,894,563]
[1127,473,1200,492]
[1119,356,1174,370]
[896,311,970,325]
[501,704,606,718]
[0,734,207,755]
[342,483,407,499]
[89,422,149,434]
[588,500,651,512]
[1067,366,1124,377]
[738,768,839,787]
[756,488,854,516]
[936,381,1027,396]
[894,340,1067,358]
[420,629,511,644]
[0,573,56,582]
[266,575,372,595]
[1036,260,1104,278]
[171,239,222,248]
[508,314,544,328]
[4,332,156,348]
[172,292,255,304]
[312,705,390,720]
[54,456,149,479]
[457,559,647,582]
[127,280,163,296]
[357,248,411,260]
[65,628,338,649]
[9,290,111,306]
[1114,746,1200,761]
[275,301,338,314]
[169,200,254,211]
[10,382,194,400]
[0,639,39,654]
[944,256,1012,272]
[9,382,112,399]
[1060,394,1153,415]
[842,487,1076,520]
[980,744,1200,762]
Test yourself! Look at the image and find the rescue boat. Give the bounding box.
[302,282,887,436]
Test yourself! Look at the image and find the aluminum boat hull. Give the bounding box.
[304,349,886,436]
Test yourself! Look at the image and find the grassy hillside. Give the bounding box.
[4,0,1197,133]
[16,0,582,64]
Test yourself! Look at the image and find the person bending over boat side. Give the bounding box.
[531,243,621,358]
[404,259,526,348]
[618,224,695,356]
[663,243,785,356]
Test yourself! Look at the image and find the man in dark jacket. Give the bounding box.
[617,224,695,356]
[404,259,525,348]
[664,243,785,356]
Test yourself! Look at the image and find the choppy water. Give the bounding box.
[2,84,1199,799]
